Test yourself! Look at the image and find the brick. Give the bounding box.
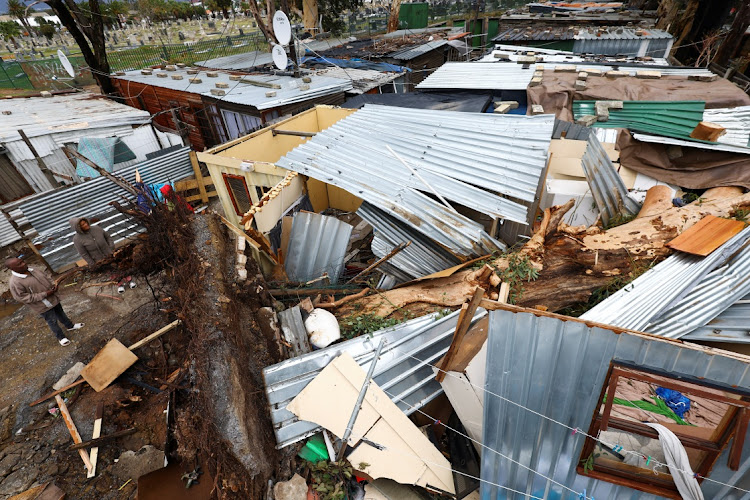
[189,78,202,83]
[494,104,512,114]
[156,73,168,78]
[40,91,52,98]
[531,104,545,115]
[494,100,519,110]
[302,76,312,83]
[186,69,200,75]
[576,115,598,126]
[165,65,177,71]
[575,80,587,90]
[206,71,218,77]
[176,63,186,68]
[266,91,277,97]
[210,88,225,96]
[554,64,577,72]
[529,76,543,87]
[299,84,310,91]
[577,71,588,80]
[583,68,603,76]
[215,82,229,88]
[516,56,536,64]
[229,75,242,81]
[605,70,628,78]
[171,75,183,80]
[636,70,661,79]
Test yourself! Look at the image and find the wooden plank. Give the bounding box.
[599,374,620,431]
[29,378,85,407]
[436,287,485,383]
[128,320,181,351]
[80,339,139,393]
[55,395,92,473]
[189,151,209,204]
[666,215,746,256]
[184,190,218,202]
[87,402,104,478]
[69,427,137,451]
[729,408,750,470]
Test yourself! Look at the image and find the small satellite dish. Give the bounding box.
[272,10,292,46]
[272,44,288,71]
[57,49,75,78]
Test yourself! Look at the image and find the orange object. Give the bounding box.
[666,215,747,256]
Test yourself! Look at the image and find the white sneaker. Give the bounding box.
[59,338,71,346]
[129,281,136,289]
[118,286,125,293]
[67,323,84,331]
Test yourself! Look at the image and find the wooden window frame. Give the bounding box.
[222,173,252,216]
[577,362,750,499]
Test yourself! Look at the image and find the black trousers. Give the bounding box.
[40,303,74,340]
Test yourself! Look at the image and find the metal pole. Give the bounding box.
[385,144,458,214]
[337,338,386,460]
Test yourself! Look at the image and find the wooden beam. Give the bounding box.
[68,427,137,451]
[271,129,316,137]
[189,151,209,204]
[729,409,750,471]
[86,402,104,478]
[56,395,92,473]
[64,147,138,196]
[18,129,58,187]
[436,287,485,382]
[30,379,85,407]
[127,320,181,351]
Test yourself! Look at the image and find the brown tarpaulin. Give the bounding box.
[617,130,750,189]
[527,71,750,121]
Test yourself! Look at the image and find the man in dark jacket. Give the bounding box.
[6,258,83,346]
[70,217,114,267]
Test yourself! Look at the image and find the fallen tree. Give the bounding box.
[344,187,750,316]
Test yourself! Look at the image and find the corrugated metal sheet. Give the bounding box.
[113,69,353,111]
[682,297,750,343]
[196,38,352,71]
[388,40,448,61]
[0,213,21,247]
[285,212,353,284]
[553,120,592,140]
[646,244,750,339]
[357,202,462,283]
[0,93,151,142]
[417,62,537,90]
[310,67,404,94]
[263,308,487,448]
[276,105,549,257]
[481,308,750,500]
[703,106,750,148]
[632,133,750,155]
[482,44,672,65]
[581,225,750,331]
[581,134,641,226]
[574,100,706,140]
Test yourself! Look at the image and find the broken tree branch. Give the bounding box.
[316,288,370,309]
[436,287,485,383]
[345,241,412,284]
[68,428,137,451]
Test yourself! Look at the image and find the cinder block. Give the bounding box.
[636,70,661,79]
[516,56,536,64]
[494,104,511,114]
[554,65,577,72]
[186,69,200,75]
[210,88,225,96]
[576,115,598,126]
[529,76,543,87]
[535,64,544,71]
[531,104,545,115]
[215,82,229,88]
[156,73,168,78]
[577,71,588,80]
[302,76,312,83]
[575,80,587,90]
[171,75,183,80]
[493,52,510,60]
[236,254,247,266]
[229,75,242,81]
[237,236,246,251]
[266,91,277,97]
[606,70,628,78]
[189,78,202,83]
[206,71,218,78]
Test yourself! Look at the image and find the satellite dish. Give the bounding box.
[57,49,75,78]
[272,44,288,71]
[272,10,292,46]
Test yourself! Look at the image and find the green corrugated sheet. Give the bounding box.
[399,3,428,30]
[573,100,706,141]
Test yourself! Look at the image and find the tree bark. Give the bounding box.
[715,0,750,66]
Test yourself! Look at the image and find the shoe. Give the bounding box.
[129,281,136,289]
[59,338,71,346]
[67,323,84,331]
[118,286,125,293]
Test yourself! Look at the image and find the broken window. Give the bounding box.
[578,363,750,499]
[222,173,252,215]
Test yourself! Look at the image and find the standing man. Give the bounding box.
[70,217,114,267]
[5,258,83,346]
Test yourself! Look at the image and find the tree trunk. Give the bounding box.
[715,0,750,66]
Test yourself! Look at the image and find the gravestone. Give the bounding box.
[178,31,186,41]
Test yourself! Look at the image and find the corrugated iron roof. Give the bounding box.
[581,225,750,331]
[417,62,538,90]
[388,39,449,60]
[580,133,641,226]
[491,26,672,43]
[112,68,353,111]
[481,308,750,500]
[310,66,404,94]
[0,93,151,142]
[682,297,750,343]
[704,106,750,148]
[284,212,353,284]
[574,100,706,140]
[275,105,553,257]
[263,309,487,449]
[0,214,21,248]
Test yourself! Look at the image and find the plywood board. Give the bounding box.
[279,216,294,263]
[253,175,303,233]
[305,177,330,213]
[548,138,587,158]
[80,339,138,392]
[666,215,746,256]
[327,184,363,212]
[548,157,585,179]
[288,353,455,494]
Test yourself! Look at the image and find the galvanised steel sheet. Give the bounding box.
[0,214,21,248]
[19,147,194,236]
[682,298,750,344]
[417,62,538,90]
[264,309,487,448]
[580,134,641,226]
[581,225,750,331]
[284,211,353,284]
[388,40,448,61]
[481,308,750,500]
[704,106,750,149]
[646,244,750,339]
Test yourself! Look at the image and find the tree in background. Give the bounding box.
[42,0,114,94]
[7,0,33,34]
[0,20,22,47]
[311,0,362,35]
[100,0,129,28]
[36,17,57,39]
[205,0,232,18]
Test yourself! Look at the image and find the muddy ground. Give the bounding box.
[0,269,180,499]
